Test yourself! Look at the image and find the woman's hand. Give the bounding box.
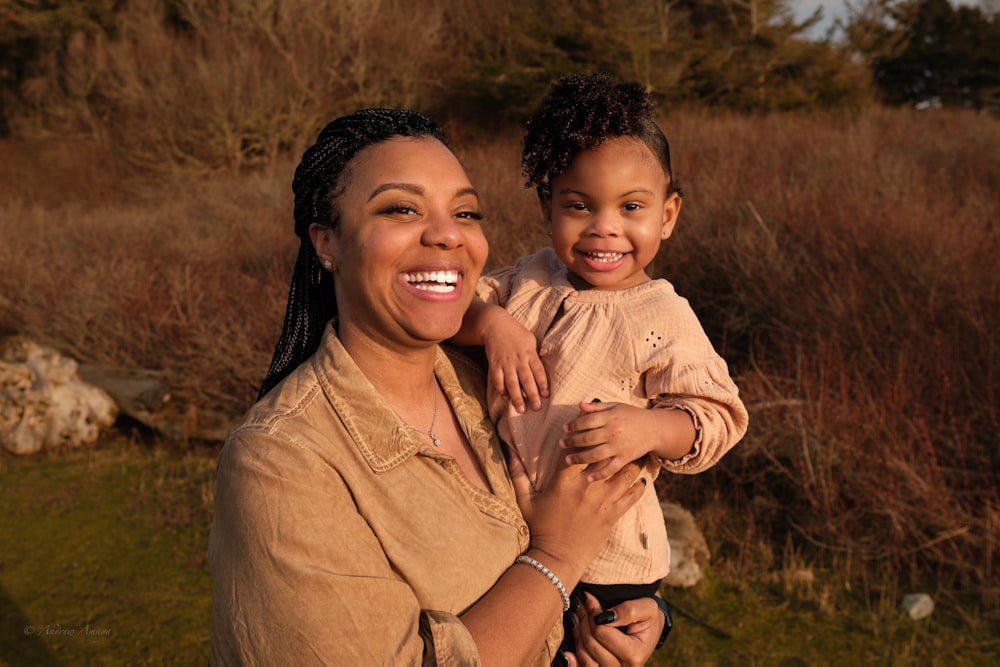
[509,451,645,581]
[565,593,664,666]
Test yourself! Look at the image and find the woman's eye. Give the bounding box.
[456,210,484,222]
[378,203,418,217]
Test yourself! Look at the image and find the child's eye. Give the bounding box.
[568,202,589,211]
[623,202,643,212]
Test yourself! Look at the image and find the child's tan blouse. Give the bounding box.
[478,248,749,585]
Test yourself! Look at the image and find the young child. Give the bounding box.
[455,73,749,635]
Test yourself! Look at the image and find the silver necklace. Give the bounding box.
[409,373,441,447]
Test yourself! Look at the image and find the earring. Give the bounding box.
[322,260,333,270]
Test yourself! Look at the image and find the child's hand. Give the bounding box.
[482,316,549,413]
[560,401,658,480]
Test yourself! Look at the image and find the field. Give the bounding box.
[1,106,998,664]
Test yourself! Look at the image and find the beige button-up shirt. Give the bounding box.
[209,326,562,664]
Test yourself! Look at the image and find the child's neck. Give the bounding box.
[566,271,651,292]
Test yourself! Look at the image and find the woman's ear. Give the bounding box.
[660,193,682,240]
[309,223,337,271]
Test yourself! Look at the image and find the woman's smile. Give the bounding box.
[401,269,461,294]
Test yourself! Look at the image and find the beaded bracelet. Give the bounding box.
[515,554,571,612]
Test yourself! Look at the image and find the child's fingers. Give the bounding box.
[490,367,509,399]
[504,371,527,413]
[584,458,619,481]
[528,356,550,398]
[516,367,543,412]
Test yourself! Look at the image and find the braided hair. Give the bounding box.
[521,72,683,201]
[258,109,451,400]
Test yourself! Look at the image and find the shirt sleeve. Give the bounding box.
[646,356,749,474]
[476,249,553,308]
[208,428,481,665]
[637,288,749,475]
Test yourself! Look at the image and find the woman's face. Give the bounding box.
[312,137,488,353]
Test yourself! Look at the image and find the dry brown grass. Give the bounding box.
[1,106,997,616]
[11,0,453,172]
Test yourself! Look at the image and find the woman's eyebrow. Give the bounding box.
[368,183,479,201]
[368,182,422,200]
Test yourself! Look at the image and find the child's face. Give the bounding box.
[543,137,681,291]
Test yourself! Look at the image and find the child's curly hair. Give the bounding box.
[521,72,682,200]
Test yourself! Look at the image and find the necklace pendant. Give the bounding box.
[429,431,441,447]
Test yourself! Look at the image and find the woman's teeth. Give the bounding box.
[403,270,458,292]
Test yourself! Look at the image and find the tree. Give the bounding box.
[845,0,1000,109]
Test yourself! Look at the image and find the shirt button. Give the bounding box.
[518,524,529,538]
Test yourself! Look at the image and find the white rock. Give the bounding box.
[0,337,118,455]
[900,592,935,620]
[661,500,710,588]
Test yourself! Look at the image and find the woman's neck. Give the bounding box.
[337,323,439,407]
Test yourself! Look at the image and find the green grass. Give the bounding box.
[0,435,215,666]
[2,437,996,665]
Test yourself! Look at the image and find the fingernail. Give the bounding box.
[641,478,647,486]
[595,610,617,625]
[590,398,601,403]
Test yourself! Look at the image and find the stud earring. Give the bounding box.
[322,260,333,270]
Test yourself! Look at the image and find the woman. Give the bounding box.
[208,109,665,665]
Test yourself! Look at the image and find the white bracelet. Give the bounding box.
[515,554,571,612]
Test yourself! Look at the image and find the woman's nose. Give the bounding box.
[422,210,462,248]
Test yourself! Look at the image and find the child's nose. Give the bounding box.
[587,211,621,236]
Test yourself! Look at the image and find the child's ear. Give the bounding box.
[539,197,553,235]
[309,223,338,271]
[660,193,682,240]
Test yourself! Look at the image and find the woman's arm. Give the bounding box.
[461,453,646,665]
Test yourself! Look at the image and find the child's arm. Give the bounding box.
[451,298,549,413]
[560,401,697,481]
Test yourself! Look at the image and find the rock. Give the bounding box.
[0,336,118,455]
[901,592,935,620]
[661,500,710,588]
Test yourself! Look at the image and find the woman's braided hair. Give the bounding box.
[258,109,450,400]
[521,72,682,200]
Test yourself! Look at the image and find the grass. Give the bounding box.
[0,435,215,665]
[2,440,996,665]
